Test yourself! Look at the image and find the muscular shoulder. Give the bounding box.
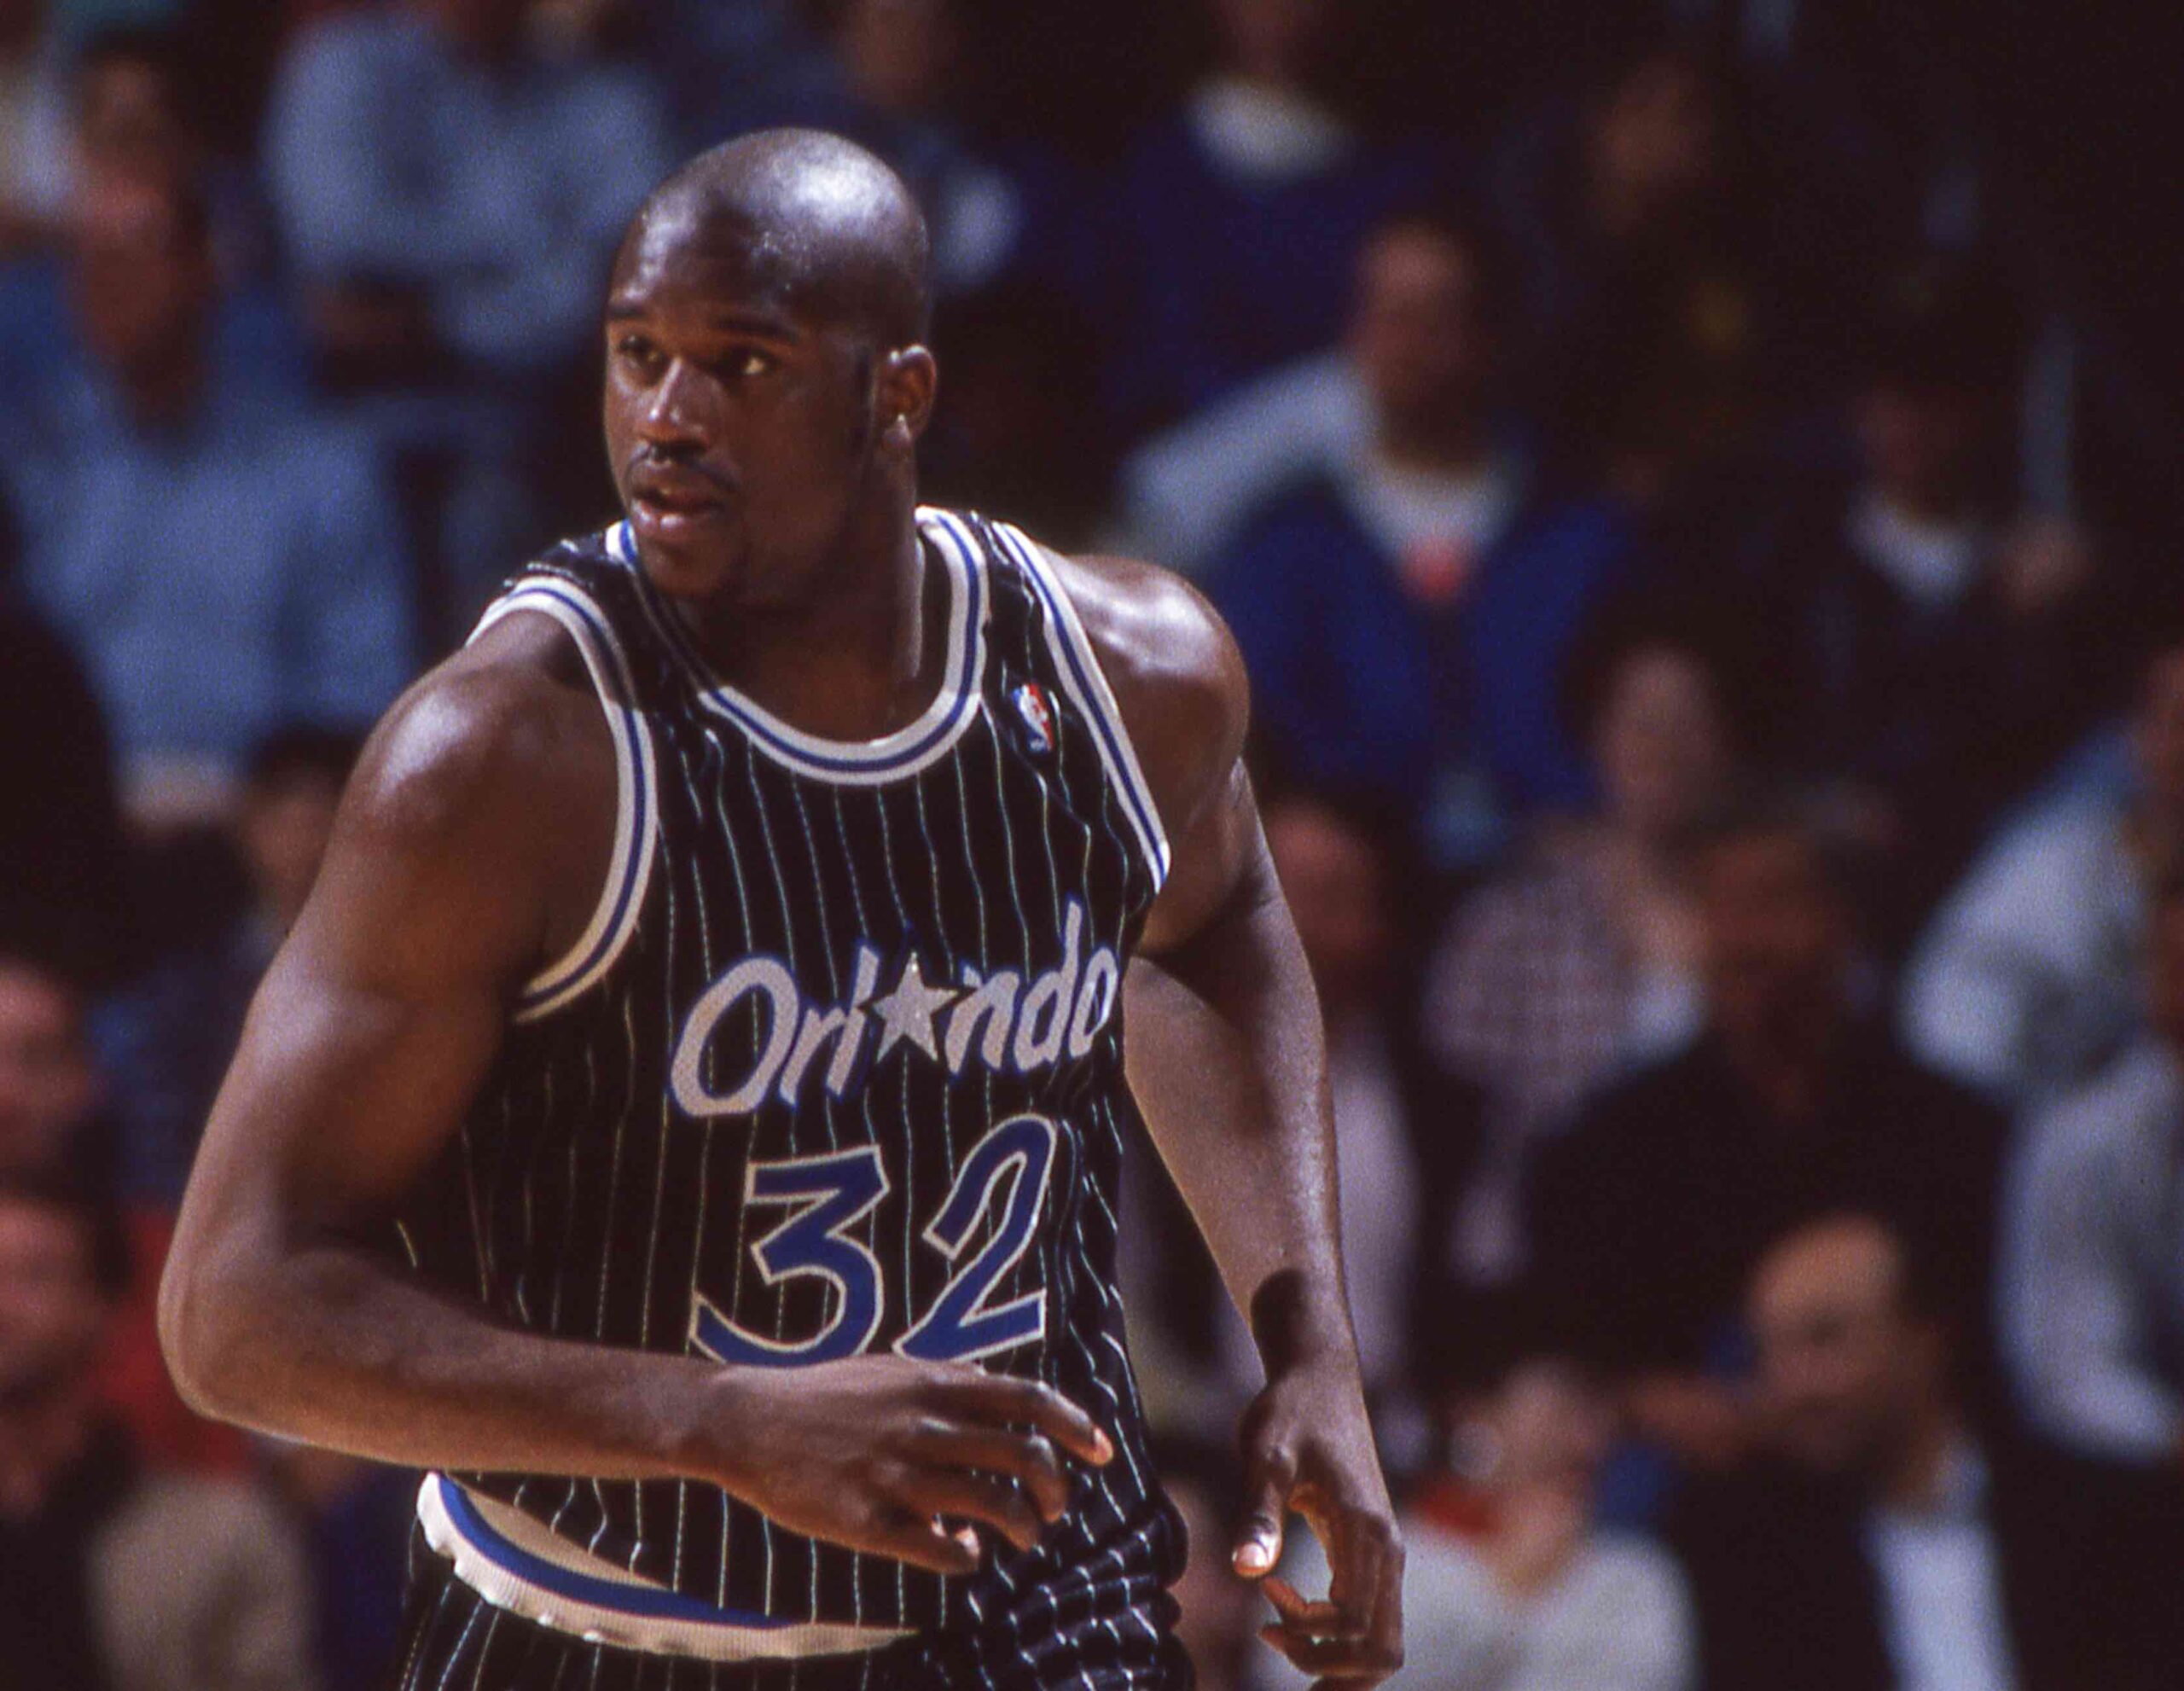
[303,612,615,985]
[1044,549,1249,844]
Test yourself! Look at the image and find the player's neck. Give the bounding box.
[682,510,944,742]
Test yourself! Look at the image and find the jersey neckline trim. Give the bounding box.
[607,511,987,785]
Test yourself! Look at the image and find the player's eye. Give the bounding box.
[715,348,776,380]
[614,334,665,375]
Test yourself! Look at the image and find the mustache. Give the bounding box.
[623,449,740,497]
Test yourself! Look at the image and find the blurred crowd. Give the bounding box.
[1,1,2181,1687]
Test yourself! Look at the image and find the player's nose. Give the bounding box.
[635,358,712,447]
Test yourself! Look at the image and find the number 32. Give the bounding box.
[689,1114,1058,1368]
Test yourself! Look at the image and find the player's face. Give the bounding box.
[601,206,887,611]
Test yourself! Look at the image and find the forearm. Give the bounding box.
[162,1231,714,1484]
[1126,856,1355,1374]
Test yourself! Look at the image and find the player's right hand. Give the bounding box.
[688,1355,1114,1575]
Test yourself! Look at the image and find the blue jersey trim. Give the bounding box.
[990,524,1173,886]
[437,1477,793,1630]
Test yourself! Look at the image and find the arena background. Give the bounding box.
[2,2,2181,1687]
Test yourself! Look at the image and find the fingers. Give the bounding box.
[864,1506,983,1578]
[891,1466,1049,1554]
[901,1420,1071,1521]
[932,1370,1113,1468]
[1232,1441,1298,1577]
[1257,1520,1403,1686]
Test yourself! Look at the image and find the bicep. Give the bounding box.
[177,670,567,1258]
[193,938,507,1245]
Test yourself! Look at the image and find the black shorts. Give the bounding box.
[389,1536,1189,1691]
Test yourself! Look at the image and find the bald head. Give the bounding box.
[1748,1214,1953,1478]
[617,129,932,350]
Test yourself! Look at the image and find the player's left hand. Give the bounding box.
[1230,1363,1403,1688]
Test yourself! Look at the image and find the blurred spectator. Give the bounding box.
[260,1442,414,1691]
[0,586,129,980]
[1999,869,2184,1470]
[1120,348,1367,576]
[1150,1434,1257,1691]
[921,279,1115,550]
[98,724,359,1208]
[1495,38,1780,505]
[0,950,102,1182]
[1526,800,2005,1468]
[0,1171,319,1691]
[1276,1356,1693,1690]
[1422,603,1748,1292]
[1118,790,1426,1448]
[263,0,671,625]
[1737,255,2111,949]
[0,0,67,246]
[0,19,309,421]
[1095,0,1446,435]
[1900,632,2184,1108]
[1670,1214,2124,1691]
[1206,206,1640,872]
[0,167,411,822]
[56,22,278,280]
[264,0,669,385]
[1,944,245,1473]
[1260,792,1417,1398]
[801,0,1048,299]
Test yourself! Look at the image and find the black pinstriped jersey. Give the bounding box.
[392,508,1188,1682]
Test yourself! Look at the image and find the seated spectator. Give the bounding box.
[264,0,669,387]
[2,941,246,1474]
[921,280,1116,551]
[0,947,102,1183]
[0,1170,320,1691]
[1205,206,1639,871]
[1670,1213,2152,1690]
[98,724,359,1209]
[45,23,276,282]
[0,0,67,248]
[1736,254,2111,949]
[0,167,412,822]
[800,0,1053,299]
[1095,0,1446,435]
[1275,1355,1694,1690]
[1493,37,1784,501]
[0,20,309,427]
[2000,867,2184,1469]
[263,0,671,624]
[1118,791,1427,1438]
[1260,792,1418,1399]
[1119,347,1368,576]
[1526,800,2005,1467]
[1423,601,1749,1290]
[1901,631,2184,1107]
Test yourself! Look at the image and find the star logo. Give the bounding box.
[867,952,958,1064]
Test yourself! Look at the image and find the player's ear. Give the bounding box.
[877,346,938,453]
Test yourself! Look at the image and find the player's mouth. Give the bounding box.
[628,467,734,540]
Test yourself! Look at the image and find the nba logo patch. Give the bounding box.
[1011,682,1056,758]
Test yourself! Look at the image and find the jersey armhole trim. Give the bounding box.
[468,581,659,1022]
[989,521,1174,889]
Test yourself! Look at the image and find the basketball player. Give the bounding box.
[160,131,1401,1689]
